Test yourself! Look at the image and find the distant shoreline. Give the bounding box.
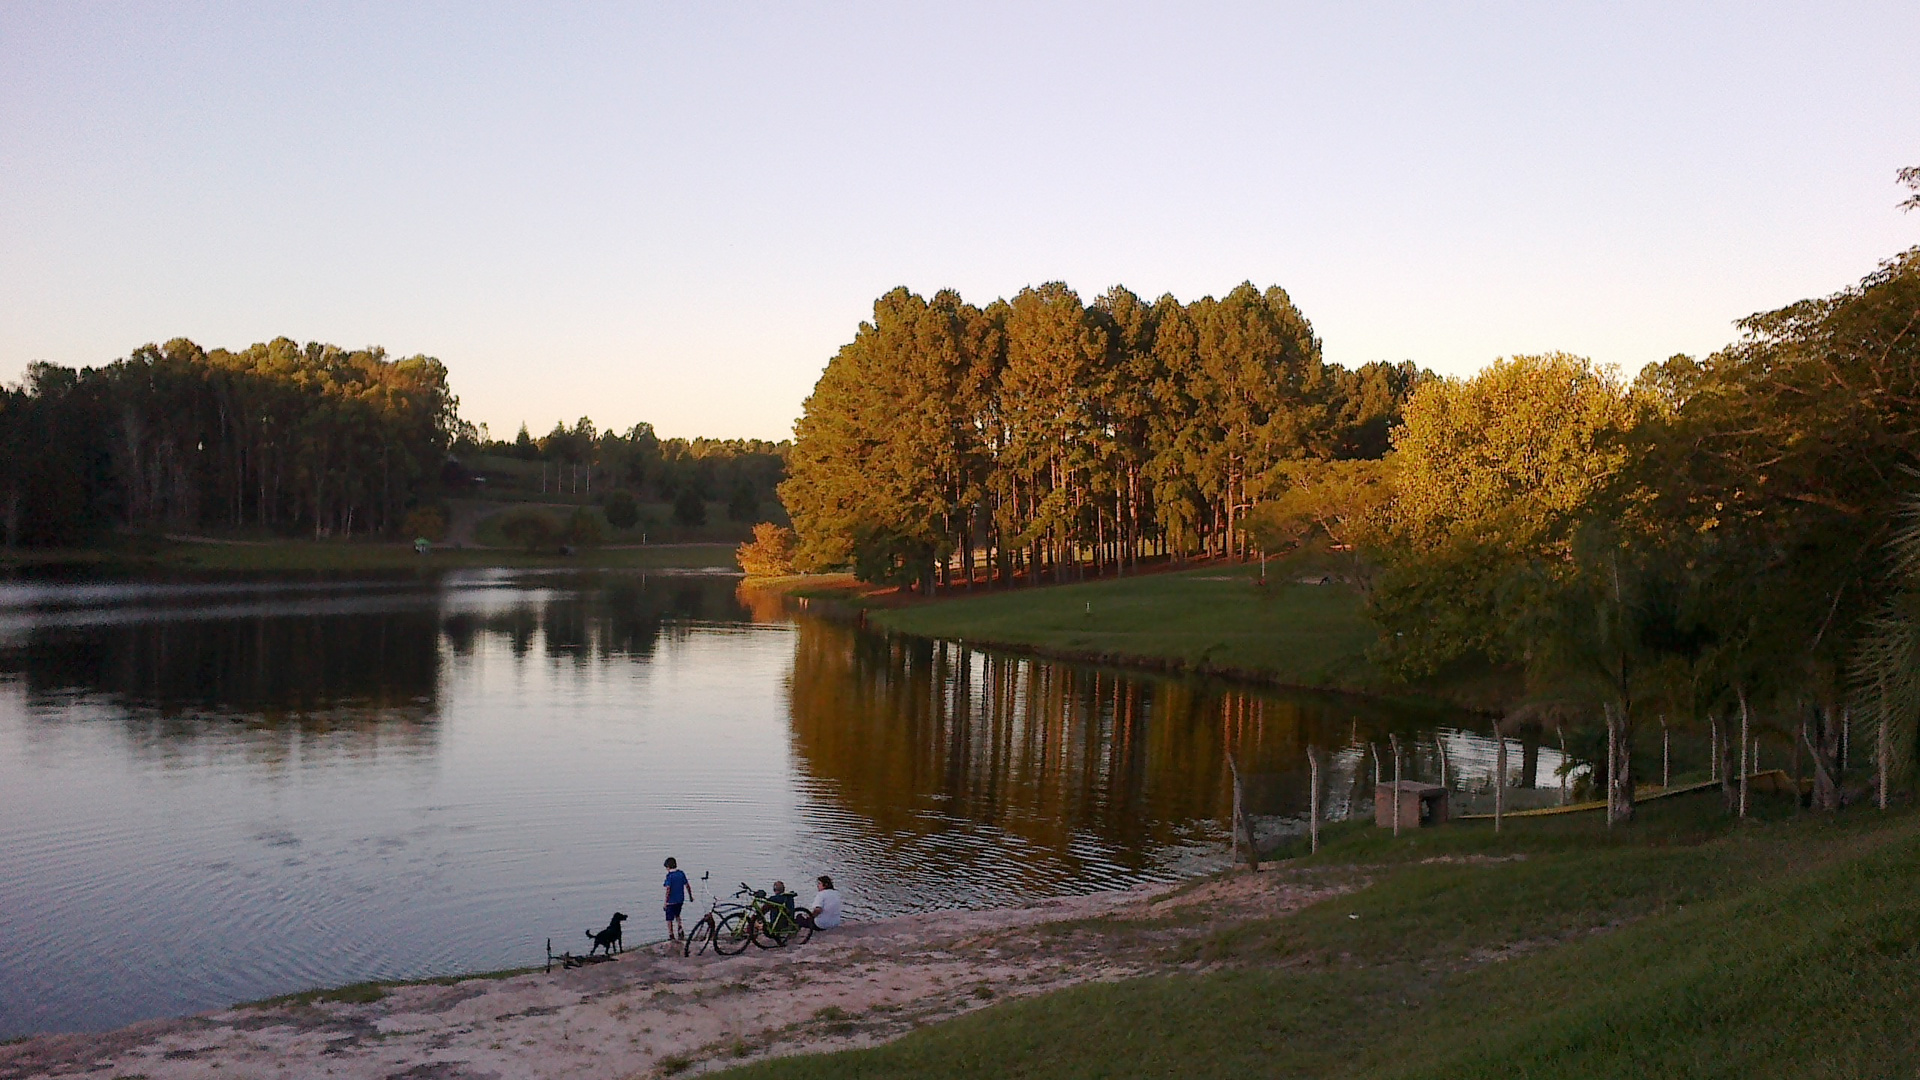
[0,537,742,573]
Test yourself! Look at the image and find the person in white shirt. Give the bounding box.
[809,874,843,929]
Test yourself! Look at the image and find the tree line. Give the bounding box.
[0,337,791,547]
[780,282,1430,589]
[0,337,457,546]
[478,420,788,526]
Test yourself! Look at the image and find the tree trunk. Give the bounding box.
[1803,705,1841,813]
[1878,700,1890,810]
[1606,703,1635,825]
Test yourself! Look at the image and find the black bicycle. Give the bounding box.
[684,892,754,956]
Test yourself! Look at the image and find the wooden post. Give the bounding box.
[1493,718,1507,834]
[1437,735,1450,791]
[1390,733,1403,836]
[1738,689,1751,820]
[1227,751,1259,871]
[1557,723,1569,805]
[1370,742,1382,823]
[1308,746,1322,854]
[1605,703,1618,827]
[1661,716,1670,790]
[1710,716,1719,782]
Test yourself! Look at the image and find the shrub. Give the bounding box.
[498,508,560,552]
[736,523,798,577]
[602,490,640,530]
[402,506,448,542]
[567,506,606,546]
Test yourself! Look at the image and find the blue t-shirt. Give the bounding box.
[663,869,689,904]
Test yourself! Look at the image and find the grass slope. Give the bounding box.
[720,795,1920,1080]
[869,562,1385,691]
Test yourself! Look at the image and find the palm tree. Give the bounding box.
[1849,497,1920,809]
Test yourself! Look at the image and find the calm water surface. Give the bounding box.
[0,569,1559,1038]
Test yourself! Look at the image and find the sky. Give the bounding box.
[3,3,1917,442]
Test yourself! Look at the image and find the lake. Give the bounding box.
[0,568,1563,1038]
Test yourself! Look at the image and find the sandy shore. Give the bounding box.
[1,871,1351,1080]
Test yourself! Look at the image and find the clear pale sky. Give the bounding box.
[3,3,1916,442]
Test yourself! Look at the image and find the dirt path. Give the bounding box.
[1,873,1354,1080]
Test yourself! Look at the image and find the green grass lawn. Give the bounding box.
[719,793,1920,1079]
[869,562,1388,692]
[470,502,762,547]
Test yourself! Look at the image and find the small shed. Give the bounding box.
[1375,781,1448,828]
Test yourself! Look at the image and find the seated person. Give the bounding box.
[810,874,843,929]
[767,880,798,920]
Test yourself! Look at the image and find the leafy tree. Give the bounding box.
[672,486,707,527]
[736,522,798,578]
[1245,458,1392,587]
[1370,354,1650,675]
[603,490,640,530]
[1390,353,1647,553]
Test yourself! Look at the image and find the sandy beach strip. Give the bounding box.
[1,871,1352,1080]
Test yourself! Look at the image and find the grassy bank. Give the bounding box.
[721,793,1920,1079]
[0,537,741,573]
[866,561,1390,693]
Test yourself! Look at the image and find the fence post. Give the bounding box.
[1494,718,1507,834]
[1309,746,1323,854]
[1228,751,1259,871]
[1738,689,1751,819]
[1389,733,1403,837]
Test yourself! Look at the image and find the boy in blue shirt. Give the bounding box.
[662,858,692,941]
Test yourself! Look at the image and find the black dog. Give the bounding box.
[586,912,627,956]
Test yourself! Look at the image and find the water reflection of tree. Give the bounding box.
[784,619,1411,865]
[4,608,445,763]
[443,574,750,661]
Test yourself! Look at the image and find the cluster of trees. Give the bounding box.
[485,420,788,525]
[1285,242,1920,818]
[781,282,1430,589]
[0,335,793,548]
[1,337,457,546]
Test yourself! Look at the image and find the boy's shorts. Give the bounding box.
[664,903,684,922]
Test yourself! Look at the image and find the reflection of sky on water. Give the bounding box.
[1,569,1491,1040]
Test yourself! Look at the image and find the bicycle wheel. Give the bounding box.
[683,916,715,957]
[712,911,754,955]
[790,910,815,946]
[752,909,792,949]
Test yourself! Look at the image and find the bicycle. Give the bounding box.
[682,883,817,956]
[683,891,754,957]
[742,884,815,949]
